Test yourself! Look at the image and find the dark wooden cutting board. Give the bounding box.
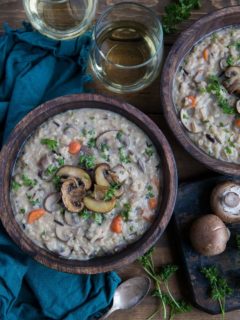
[172,176,240,314]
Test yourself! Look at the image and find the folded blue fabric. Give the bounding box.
[0,23,121,320]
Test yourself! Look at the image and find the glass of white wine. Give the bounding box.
[90,2,163,93]
[23,0,97,40]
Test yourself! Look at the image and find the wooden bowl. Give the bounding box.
[0,94,177,274]
[161,6,240,176]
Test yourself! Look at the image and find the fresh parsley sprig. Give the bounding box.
[201,266,233,319]
[162,0,201,34]
[138,248,191,320]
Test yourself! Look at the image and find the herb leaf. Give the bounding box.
[119,147,131,164]
[21,175,37,187]
[79,154,95,169]
[87,137,96,148]
[41,138,58,151]
[104,183,121,201]
[121,202,131,221]
[206,76,236,115]
[162,0,201,34]
[201,266,233,318]
[12,180,22,191]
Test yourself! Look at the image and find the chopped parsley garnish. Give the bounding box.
[21,175,37,187]
[79,154,95,169]
[45,165,58,176]
[56,157,64,166]
[116,130,124,142]
[100,143,109,152]
[93,213,103,225]
[206,76,236,115]
[228,139,236,148]
[235,41,240,50]
[146,185,155,199]
[119,147,131,164]
[11,180,22,191]
[27,194,40,206]
[145,145,154,157]
[79,209,92,219]
[121,202,131,221]
[41,138,58,151]
[219,122,225,127]
[87,137,96,148]
[88,129,95,136]
[226,55,234,66]
[104,183,121,201]
[225,146,232,154]
[20,208,26,214]
[52,175,61,191]
[182,113,189,120]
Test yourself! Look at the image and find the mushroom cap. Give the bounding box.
[211,181,240,223]
[189,214,230,256]
[61,178,85,213]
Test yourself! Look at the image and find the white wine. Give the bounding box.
[91,21,163,93]
[23,0,96,40]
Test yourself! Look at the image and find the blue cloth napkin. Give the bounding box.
[0,23,121,320]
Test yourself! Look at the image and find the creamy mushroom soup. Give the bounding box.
[10,109,161,260]
[174,27,240,163]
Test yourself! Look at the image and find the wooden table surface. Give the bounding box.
[1,0,240,319]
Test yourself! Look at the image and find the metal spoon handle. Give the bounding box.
[98,307,117,320]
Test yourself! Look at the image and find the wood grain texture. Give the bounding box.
[0,94,177,274]
[161,6,240,176]
[1,0,240,319]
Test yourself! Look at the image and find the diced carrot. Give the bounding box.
[68,140,81,154]
[203,48,209,61]
[28,209,46,224]
[110,215,123,233]
[186,95,197,107]
[234,119,240,127]
[148,198,158,210]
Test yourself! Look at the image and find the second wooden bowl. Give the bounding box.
[161,6,240,176]
[0,94,177,274]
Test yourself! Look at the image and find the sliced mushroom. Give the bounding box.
[37,154,53,181]
[136,159,145,173]
[189,214,230,256]
[61,178,85,213]
[45,239,71,257]
[96,130,130,150]
[236,100,240,113]
[93,184,109,200]
[56,165,91,190]
[43,192,61,213]
[180,108,203,133]
[95,163,118,186]
[64,211,81,226]
[96,130,118,150]
[193,69,205,83]
[95,163,124,198]
[55,225,73,242]
[219,58,228,70]
[211,181,240,223]
[224,66,240,95]
[83,196,116,213]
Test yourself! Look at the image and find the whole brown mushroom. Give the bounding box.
[211,181,240,223]
[189,214,230,256]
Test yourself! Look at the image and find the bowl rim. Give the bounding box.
[0,94,177,274]
[160,5,240,176]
